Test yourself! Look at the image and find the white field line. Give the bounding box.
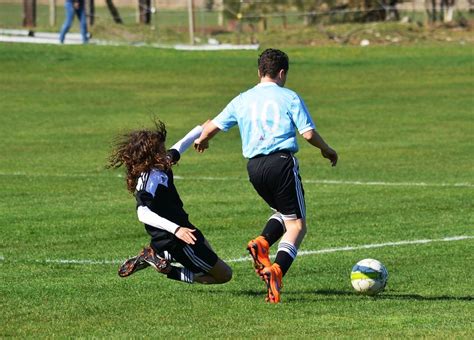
[175,176,474,188]
[302,179,474,188]
[0,235,472,266]
[0,172,472,188]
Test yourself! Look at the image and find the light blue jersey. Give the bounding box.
[212,82,316,159]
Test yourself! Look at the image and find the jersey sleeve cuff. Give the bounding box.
[167,149,181,163]
[211,119,227,132]
[298,126,315,135]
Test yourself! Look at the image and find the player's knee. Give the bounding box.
[209,260,233,283]
[220,265,233,283]
[216,264,233,283]
[285,219,306,234]
[299,223,307,236]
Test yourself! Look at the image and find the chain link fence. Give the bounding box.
[0,0,472,44]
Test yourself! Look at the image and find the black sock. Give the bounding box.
[261,214,285,246]
[275,252,294,276]
[274,242,298,276]
[166,266,194,283]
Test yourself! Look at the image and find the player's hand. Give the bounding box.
[73,2,80,9]
[175,227,197,245]
[321,147,338,166]
[193,138,209,153]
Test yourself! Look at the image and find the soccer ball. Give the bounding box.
[351,258,388,295]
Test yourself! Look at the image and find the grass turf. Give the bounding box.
[0,43,473,337]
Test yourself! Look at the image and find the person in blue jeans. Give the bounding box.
[59,0,88,44]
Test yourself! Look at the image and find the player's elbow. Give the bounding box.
[301,129,315,141]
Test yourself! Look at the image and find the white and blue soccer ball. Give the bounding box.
[351,258,388,295]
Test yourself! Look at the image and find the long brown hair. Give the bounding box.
[108,120,171,193]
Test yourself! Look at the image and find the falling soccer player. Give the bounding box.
[109,120,232,285]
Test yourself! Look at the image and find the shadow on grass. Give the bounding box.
[201,287,472,303]
[283,289,473,302]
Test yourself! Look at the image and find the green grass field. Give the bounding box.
[0,43,473,337]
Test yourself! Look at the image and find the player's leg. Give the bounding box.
[272,154,307,277]
[76,4,88,43]
[248,152,307,303]
[274,217,306,275]
[190,238,232,283]
[256,217,304,303]
[193,258,232,284]
[247,212,285,274]
[264,155,307,303]
[247,158,285,273]
[162,257,232,285]
[261,212,286,246]
[59,0,75,43]
[159,228,232,285]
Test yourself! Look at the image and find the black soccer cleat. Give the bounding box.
[142,246,172,274]
[118,249,150,278]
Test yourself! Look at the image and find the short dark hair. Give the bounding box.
[258,48,289,78]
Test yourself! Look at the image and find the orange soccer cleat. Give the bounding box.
[247,236,271,275]
[262,263,283,303]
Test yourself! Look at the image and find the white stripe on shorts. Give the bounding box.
[183,245,212,272]
[291,155,306,219]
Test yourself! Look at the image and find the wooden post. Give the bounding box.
[49,0,56,27]
[217,0,224,26]
[151,0,157,29]
[89,0,95,26]
[187,0,195,44]
[23,0,36,28]
[139,0,151,24]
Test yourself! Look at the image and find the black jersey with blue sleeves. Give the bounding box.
[134,125,204,233]
[135,165,189,228]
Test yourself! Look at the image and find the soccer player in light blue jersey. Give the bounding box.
[194,49,338,303]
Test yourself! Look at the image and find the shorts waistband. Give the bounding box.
[249,149,292,160]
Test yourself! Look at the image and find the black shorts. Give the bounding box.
[247,150,306,220]
[145,223,219,274]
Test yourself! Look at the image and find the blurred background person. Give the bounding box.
[59,0,88,44]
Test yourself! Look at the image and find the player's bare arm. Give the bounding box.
[194,120,221,153]
[302,129,338,166]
